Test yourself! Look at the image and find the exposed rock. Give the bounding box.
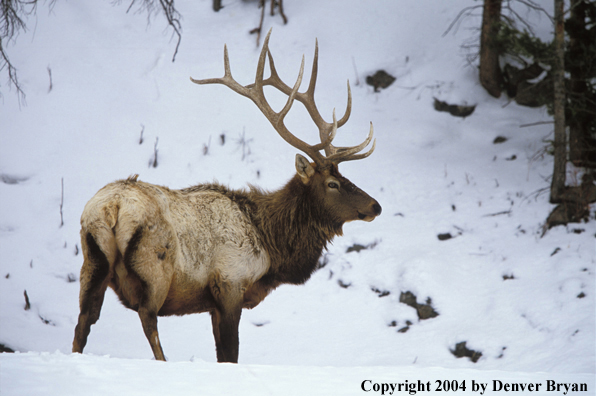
[437,233,453,241]
[366,70,395,92]
[450,341,482,363]
[337,279,351,289]
[399,291,439,320]
[371,287,390,297]
[433,98,476,118]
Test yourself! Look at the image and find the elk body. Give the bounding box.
[72,31,381,363]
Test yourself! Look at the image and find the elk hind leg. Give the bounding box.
[125,226,169,361]
[73,232,111,354]
[138,307,166,361]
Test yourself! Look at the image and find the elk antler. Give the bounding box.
[190,29,375,168]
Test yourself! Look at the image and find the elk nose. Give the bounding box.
[373,202,382,216]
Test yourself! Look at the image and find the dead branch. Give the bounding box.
[139,124,145,144]
[47,65,53,92]
[519,121,554,128]
[125,0,182,62]
[251,0,288,47]
[150,137,159,168]
[1,0,32,104]
[442,5,483,37]
[23,290,30,310]
[482,210,512,217]
[59,177,64,227]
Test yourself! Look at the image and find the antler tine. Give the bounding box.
[272,54,327,163]
[305,39,334,156]
[304,39,351,129]
[312,109,338,152]
[321,81,353,157]
[302,41,350,157]
[190,44,253,100]
[326,122,376,164]
[339,137,377,163]
[337,80,352,127]
[254,28,273,91]
[277,55,305,121]
[304,39,319,99]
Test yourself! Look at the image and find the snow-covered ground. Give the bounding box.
[1,0,594,394]
[1,352,594,396]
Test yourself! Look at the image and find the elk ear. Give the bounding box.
[295,154,315,184]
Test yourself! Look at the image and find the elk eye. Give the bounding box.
[328,182,339,189]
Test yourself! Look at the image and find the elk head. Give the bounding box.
[191,29,381,224]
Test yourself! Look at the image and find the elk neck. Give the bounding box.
[248,173,344,285]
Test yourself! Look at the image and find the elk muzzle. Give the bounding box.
[357,200,382,222]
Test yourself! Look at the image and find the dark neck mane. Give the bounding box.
[249,175,343,285]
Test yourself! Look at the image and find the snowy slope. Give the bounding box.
[0,0,594,394]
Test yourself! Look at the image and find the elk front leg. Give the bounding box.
[209,272,243,363]
[210,305,242,363]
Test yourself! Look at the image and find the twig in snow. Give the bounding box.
[482,210,512,217]
[149,137,159,168]
[59,178,64,227]
[521,187,549,204]
[250,0,287,47]
[24,290,31,310]
[47,66,53,93]
[236,129,253,161]
[351,57,360,86]
[252,0,266,46]
[203,135,211,156]
[519,121,554,128]
[139,124,145,144]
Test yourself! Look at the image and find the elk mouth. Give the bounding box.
[357,212,376,222]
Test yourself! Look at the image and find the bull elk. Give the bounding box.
[72,30,381,363]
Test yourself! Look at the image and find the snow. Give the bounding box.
[1,352,594,396]
[0,0,594,395]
